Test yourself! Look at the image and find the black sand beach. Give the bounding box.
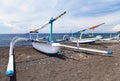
[0,43,120,81]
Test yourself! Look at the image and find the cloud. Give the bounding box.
[112,24,120,31]
[0,0,120,33]
[56,0,120,17]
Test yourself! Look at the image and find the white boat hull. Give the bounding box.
[71,38,96,44]
[32,42,60,54]
[72,39,96,44]
[70,35,102,44]
[96,40,120,44]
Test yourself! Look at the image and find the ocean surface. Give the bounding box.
[0,33,117,47]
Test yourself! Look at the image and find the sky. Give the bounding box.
[0,0,120,34]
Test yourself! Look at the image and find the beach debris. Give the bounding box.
[26,56,31,59]
[70,53,89,61]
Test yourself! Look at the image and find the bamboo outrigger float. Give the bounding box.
[6,12,113,76]
[6,37,29,76]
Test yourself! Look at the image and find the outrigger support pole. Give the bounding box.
[5,37,29,76]
[60,44,113,54]
[52,43,113,54]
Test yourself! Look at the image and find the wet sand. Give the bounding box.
[0,43,120,81]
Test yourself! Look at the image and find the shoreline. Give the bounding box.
[0,44,32,48]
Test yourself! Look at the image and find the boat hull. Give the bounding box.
[70,37,96,44]
[71,40,96,44]
[70,35,102,44]
[32,42,60,54]
[95,40,120,44]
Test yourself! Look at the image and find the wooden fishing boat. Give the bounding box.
[30,12,66,54]
[95,34,120,44]
[70,37,96,44]
[69,23,105,44]
[32,42,60,54]
[70,35,102,44]
[96,39,120,44]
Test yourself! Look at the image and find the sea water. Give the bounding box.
[0,33,117,47]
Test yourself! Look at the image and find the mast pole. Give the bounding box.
[49,17,54,43]
[50,21,53,42]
